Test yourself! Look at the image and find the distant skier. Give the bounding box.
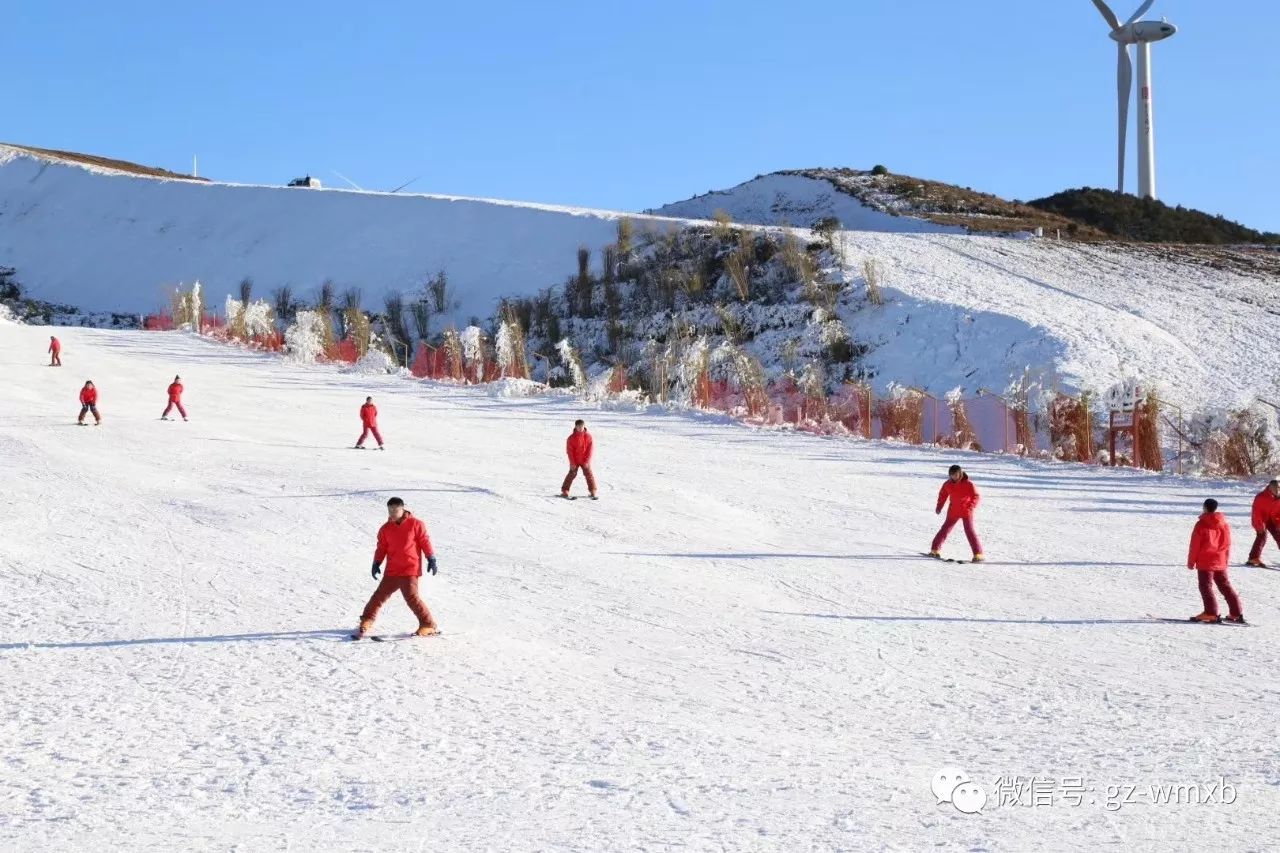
[354,497,439,639]
[1246,479,1280,567]
[1187,498,1245,623]
[48,335,61,367]
[355,396,383,450]
[161,375,187,421]
[77,380,100,425]
[929,464,984,562]
[561,419,597,500]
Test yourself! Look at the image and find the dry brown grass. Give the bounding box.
[8,144,207,181]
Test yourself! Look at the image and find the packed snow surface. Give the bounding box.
[2,324,1279,851]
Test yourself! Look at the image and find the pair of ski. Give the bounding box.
[1147,614,1254,628]
[558,494,598,501]
[921,552,977,564]
[349,632,443,642]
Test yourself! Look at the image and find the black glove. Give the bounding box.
[427,556,438,576]
[371,562,381,579]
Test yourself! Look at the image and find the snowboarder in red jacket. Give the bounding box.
[1246,479,1280,567]
[561,419,597,499]
[77,381,100,425]
[355,397,383,449]
[1188,498,1245,623]
[161,375,187,421]
[48,336,61,367]
[929,464,984,561]
[354,497,439,639]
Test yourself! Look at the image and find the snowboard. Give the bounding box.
[1146,614,1254,628]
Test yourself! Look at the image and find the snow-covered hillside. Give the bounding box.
[651,173,963,234]
[648,173,1279,411]
[2,323,1279,851]
[4,147,1277,414]
[0,145,685,322]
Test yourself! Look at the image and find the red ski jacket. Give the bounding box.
[1251,490,1280,531]
[1188,511,1232,571]
[49,338,60,354]
[936,475,979,519]
[566,430,593,466]
[360,402,378,426]
[167,382,183,402]
[373,512,435,578]
[79,386,97,405]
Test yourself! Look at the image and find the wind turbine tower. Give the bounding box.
[1090,0,1176,199]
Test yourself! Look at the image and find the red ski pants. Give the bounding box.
[50,352,61,366]
[77,404,100,424]
[357,425,383,447]
[360,575,435,627]
[162,400,187,419]
[931,514,982,556]
[561,464,596,496]
[1248,522,1280,562]
[1197,569,1242,618]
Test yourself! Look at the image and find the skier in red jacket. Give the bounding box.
[561,419,597,499]
[355,396,383,450]
[161,375,187,421]
[77,380,100,425]
[929,464,984,561]
[48,336,61,367]
[1188,498,1245,623]
[1246,479,1280,567]
[353,497,439,639]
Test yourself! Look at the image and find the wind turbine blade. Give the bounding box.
[1116,43,1133,193]
[332,170,364,191]
[1091,0,1121,30]
[1124,0,1156,26]
[389,177,421,194]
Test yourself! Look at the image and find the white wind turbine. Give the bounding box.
[1090,0,1177,199]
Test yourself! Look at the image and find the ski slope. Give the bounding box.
[2,324,1279,852]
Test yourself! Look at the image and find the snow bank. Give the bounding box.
[485,377,555,398]
[338,349,396,375]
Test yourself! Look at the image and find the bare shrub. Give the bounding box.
[863,258,885,306]
[877,387,925,443]
[712,209,734,241]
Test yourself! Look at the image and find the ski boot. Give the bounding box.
[1189,612,1222,624]
[1224,614,1248,625]
[414,624,440,637]
[351,619,374,640]
[1245,559,1267,568]
[971,554,986,563]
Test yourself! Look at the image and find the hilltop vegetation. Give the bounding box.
[1028,187,1280,245]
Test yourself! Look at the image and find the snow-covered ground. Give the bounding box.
[2,321,1279,851]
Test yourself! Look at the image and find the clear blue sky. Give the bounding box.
[9,0,1279,231]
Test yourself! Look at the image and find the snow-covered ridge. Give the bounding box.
[0,144,695,322]
[650,173,964,234]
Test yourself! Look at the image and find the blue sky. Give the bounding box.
[8,1,1279,230]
